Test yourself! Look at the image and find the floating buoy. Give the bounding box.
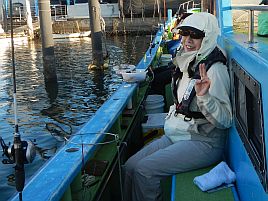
[88,57,109,70]
[103,62,109,69]
[88,63,98,70]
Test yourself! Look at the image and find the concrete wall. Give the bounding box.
[52,17,160,34]
[67,3,119,18]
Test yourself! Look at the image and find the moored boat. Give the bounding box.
[52,31,91,39]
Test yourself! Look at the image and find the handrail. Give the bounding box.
[231,5,268,43]
[232,5,268,11]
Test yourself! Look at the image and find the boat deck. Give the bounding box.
[171,166,236,201]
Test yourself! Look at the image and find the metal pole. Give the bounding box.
[4,0,8,18]
[39,0,57,81]
[88,0,104,68]
[248,9,254,43]
[35,0,39,17]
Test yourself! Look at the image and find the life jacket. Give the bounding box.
[171,47,227,120]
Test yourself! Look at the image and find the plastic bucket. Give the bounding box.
[145,103,165,114]
[145,95,164,105]
[145,95,165,114]
[142,113,167,144]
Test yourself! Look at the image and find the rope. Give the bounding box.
[142,2,145,21]
[153,0,158,18]
[129,0,133,22]
[163,0,166,22]
[125,26,141,64]
[100,16,109,57]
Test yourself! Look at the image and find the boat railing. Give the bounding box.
[50,5,68,21]
[231,5,268,43]
[3,4,67,32]
[178,1,200,14]
[4,4,68,21]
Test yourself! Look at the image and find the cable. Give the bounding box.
[116,141,123,201]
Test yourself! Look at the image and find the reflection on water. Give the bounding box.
[0,35,149,200]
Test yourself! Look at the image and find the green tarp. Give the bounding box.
[258,12,268,37]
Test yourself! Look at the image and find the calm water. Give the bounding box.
[0,35,150,200]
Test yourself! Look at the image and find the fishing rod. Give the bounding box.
[10,0,25,199]
[0,1,36,201]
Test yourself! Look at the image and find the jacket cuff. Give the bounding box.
[196,92,211,103]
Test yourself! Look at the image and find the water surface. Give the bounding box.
[0,35,150,200]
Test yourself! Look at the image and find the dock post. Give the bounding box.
[38,0,57,81]
[2,5,7,32]
[88,0,104,69]
[25,0,34,39]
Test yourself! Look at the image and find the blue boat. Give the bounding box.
[9,0,268,200]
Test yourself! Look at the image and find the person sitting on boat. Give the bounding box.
[167,12,192,56]
[149,12,192,97]
[123,12,232,201]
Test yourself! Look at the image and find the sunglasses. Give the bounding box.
[178,29,205,39]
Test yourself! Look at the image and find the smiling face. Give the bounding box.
[182,35,203,52]
[177,13,220,59]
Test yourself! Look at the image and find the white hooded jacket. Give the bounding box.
[164,13,232,148]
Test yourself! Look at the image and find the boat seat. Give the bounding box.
[171,166,236,201]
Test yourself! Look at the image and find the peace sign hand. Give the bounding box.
[195,63,211,96]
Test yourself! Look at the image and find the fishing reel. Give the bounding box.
[0,136,36,165]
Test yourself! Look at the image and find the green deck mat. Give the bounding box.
[175,166,235,201]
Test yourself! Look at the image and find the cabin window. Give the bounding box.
[232,59,267,191]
